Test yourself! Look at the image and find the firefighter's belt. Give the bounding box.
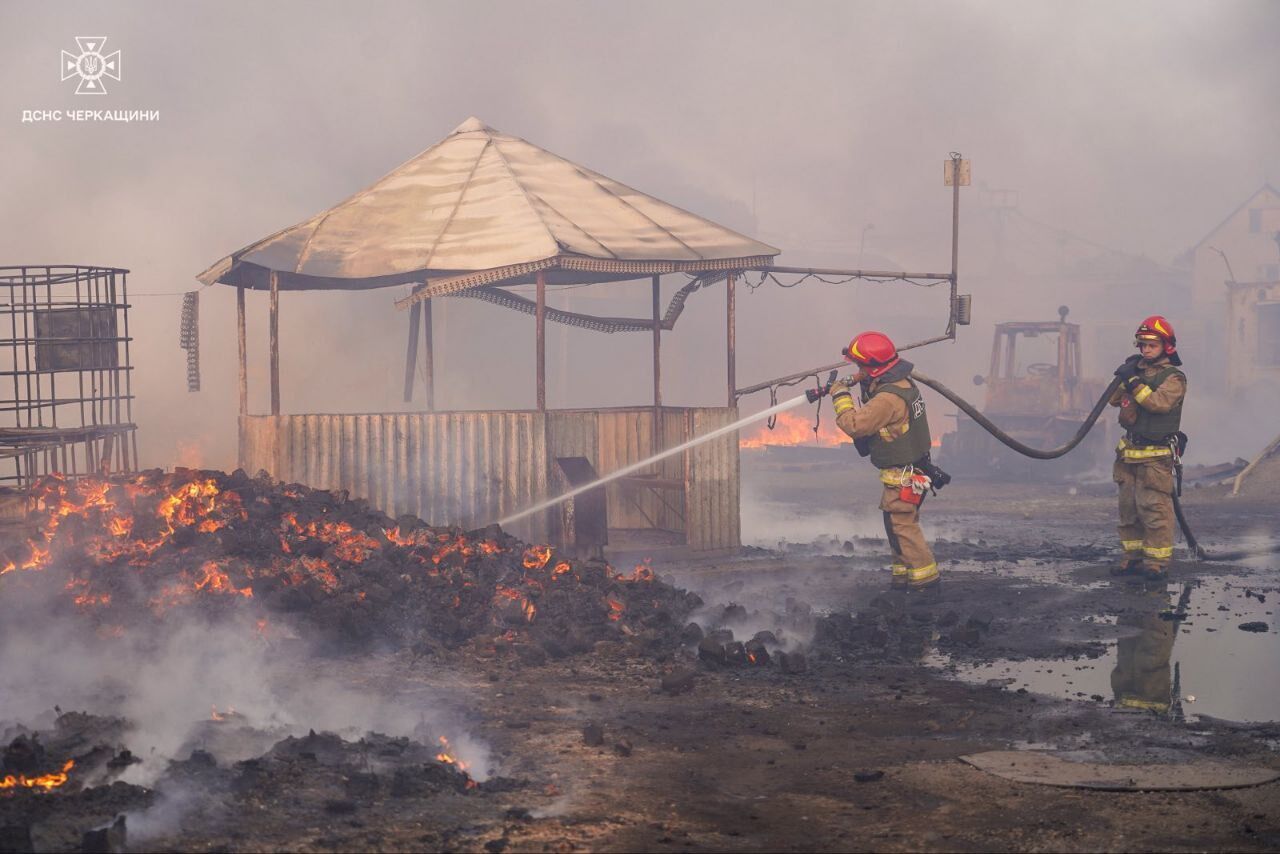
[879,466,915,486]
[1117,438,1172,460]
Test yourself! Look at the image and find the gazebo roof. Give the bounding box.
[198,117,779,293]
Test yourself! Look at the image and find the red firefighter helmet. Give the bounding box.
[1134,315,1179,363]
[843,331,900,378]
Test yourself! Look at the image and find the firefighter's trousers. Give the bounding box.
[1114,457,1176,570]
[880,482,937,586]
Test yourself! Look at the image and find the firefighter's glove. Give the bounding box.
[829,380,855,416]
[1113,357,1141,383]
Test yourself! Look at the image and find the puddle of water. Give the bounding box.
[930,576,1280,723]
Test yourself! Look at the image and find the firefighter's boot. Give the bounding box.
[890,563,908,589]
[906,562,940,591]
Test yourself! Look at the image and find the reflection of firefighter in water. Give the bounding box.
[1110,588,1177,713]
[830,331,939,591]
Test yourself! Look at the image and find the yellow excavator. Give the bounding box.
[938,306,1112,478]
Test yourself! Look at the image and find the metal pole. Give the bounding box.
[422,296,435,411]
[269,270,280,416]
[535,270,546,411]
[652,273,662,454]
[726,271,736,407]
[237,285,248,416]
[948,153,961,338]
[403,301,421,403]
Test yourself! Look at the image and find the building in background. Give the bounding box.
[1185,184,1280,396]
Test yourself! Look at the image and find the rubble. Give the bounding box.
[0,469,699,657]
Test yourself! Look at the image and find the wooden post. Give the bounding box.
[422,296,435,411]
[269,270,280,416]
[236,285,248,416]
[536,270,546,411]
[726,272,736,407]
[403,301,421,403]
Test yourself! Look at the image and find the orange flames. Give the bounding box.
[5,473,248,575]
[1,470,651,647]
[0,759,74,794]
[739,410,851,449]
[522,545,552,570]
[435,736,478,789]
[280,513,381,563]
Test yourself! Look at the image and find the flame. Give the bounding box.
[210,704,236,722]
[280,513,380,563]
[435,736,478,788]
[522,545,552,570]
[607,599,626,621]
[739,410,851,449]
[0,759,74,793]
[195,561,253,598]
[0,471,617,647]
[629,558,655,582]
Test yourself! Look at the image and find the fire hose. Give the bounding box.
[806,369,1280,562]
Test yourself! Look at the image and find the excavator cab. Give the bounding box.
[940,306,1111,478]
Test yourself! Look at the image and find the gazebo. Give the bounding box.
[198,118,781,552]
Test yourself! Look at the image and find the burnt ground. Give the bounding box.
[4,467,1280,852]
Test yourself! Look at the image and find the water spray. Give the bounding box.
[497,394,812,527]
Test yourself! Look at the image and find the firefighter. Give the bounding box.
[829,331,938,590]
[1109,315,1187,581]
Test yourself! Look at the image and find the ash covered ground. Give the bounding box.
[2,464,1279,851]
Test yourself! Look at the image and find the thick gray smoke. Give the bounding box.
[2,2,1277,472]
[0,605,492,781]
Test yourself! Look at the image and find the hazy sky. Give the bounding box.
[2,1,1277,468]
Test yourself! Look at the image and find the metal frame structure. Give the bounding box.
[0,265,137,486]
[734,152,971,398]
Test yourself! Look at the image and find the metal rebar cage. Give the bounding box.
[0,266,137,487]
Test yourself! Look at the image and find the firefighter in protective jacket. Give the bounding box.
[829,331,939,590]
[1109,315,1187,581]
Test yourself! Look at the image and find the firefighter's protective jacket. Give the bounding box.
[832,360,931,468]
[1109,355,1186,457]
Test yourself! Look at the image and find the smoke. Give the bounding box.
[1,2,1277,474]
[0,574,494,811]
[740,483,884,550]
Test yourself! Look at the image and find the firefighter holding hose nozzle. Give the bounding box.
[823,332,942,591]
[1109,315,1187,582]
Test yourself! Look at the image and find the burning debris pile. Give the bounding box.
[0,469,699,656]
[0,711,503,853]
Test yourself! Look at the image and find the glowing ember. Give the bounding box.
[0,469,695,654]
[522,545,552,570]
[0,759,74,794]
[629,558,655,582]
[739,410,851,449]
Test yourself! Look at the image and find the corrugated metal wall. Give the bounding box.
[239,406,738,550]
